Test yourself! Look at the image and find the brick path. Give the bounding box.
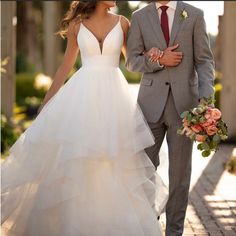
[159,144,236,236]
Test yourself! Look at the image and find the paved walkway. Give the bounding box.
[159,144,236,236]
[130,84,236,236]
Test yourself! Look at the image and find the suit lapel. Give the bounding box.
[169,1,186,46]
[147,2,167,48]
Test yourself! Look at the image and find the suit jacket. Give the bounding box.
[126,1,215,123]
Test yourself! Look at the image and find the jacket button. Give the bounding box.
[165,82,170,85]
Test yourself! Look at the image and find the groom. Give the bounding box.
[126,1,215,235]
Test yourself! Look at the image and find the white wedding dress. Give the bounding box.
[1,18,168,236]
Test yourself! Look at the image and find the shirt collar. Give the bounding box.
[156,1,177,11]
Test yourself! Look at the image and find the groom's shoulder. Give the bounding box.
[132,2,152,18]
[181,2,203,16]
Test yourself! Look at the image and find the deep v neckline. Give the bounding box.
[81,20,120,55]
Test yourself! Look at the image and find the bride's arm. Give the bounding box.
[38,21,80,113]
[120,16,130,60]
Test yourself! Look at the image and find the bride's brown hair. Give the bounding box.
[58,1,98,38]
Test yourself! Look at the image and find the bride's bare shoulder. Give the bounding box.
[108,13,130,26]
[120,15,130,34]
[68,20,81,38]
[120,15,130,25]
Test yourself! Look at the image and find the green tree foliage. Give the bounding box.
[116,1,135,20]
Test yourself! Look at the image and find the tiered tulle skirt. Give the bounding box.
[1,66,168,236]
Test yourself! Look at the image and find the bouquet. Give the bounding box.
[177,97,228,157]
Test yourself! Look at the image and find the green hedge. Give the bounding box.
[16,52,36,74]
[1,114,18,154]
[16,73,46,106]
[120,60,141,84]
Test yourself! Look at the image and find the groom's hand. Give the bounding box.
[159,44,183,67]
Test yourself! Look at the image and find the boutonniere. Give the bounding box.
[181,9,188,19]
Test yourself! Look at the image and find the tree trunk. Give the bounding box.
[1,1,16,120]
[43,1,62,77]
[220,2,236,141]
[17,1,43,71]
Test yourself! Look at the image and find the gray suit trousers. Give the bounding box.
[145,88,193,236]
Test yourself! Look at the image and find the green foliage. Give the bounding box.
[202,150,211,158]
[213,134,220,143]
[197,143,204,151]
[180,111,189,119]
[1,114,18,154]
[120,60,141,83]
[1,57,9,74]
[16,52,36,73]
[202,142,210,151]
[214,71,222,109]
[225,156,236,175]
[186,113,193,122]
[116,2,136,20]
[24,96,42,118]
[74,57,82,70]
[16,73,45,106]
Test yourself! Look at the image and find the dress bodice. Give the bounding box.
[77,20,124,68]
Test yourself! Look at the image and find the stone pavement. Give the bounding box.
[129,84,236,236]
[159,144,236,236]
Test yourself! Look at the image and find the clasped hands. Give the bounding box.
[145,44,183,67]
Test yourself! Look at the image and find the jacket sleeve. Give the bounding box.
[126,13,164,73]
[193,10,215,99]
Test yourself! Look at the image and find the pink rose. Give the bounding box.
[205,110,211,120]
[205,108,221,120]
[210,108,222,120]
[206,125,218,136]
[191,124,203,133]
[201,120,212,128]
[200,118,217,128]
[196,134,206,142]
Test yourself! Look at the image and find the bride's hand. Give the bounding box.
[144,47,161,62]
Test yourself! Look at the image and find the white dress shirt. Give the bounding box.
[156,1,177,35]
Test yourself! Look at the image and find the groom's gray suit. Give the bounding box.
[126,1,215,236]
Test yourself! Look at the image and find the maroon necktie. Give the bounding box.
[160,6,170,46]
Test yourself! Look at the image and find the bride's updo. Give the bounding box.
[58,1,98,38]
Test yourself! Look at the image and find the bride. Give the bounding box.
[1,1,168,235]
